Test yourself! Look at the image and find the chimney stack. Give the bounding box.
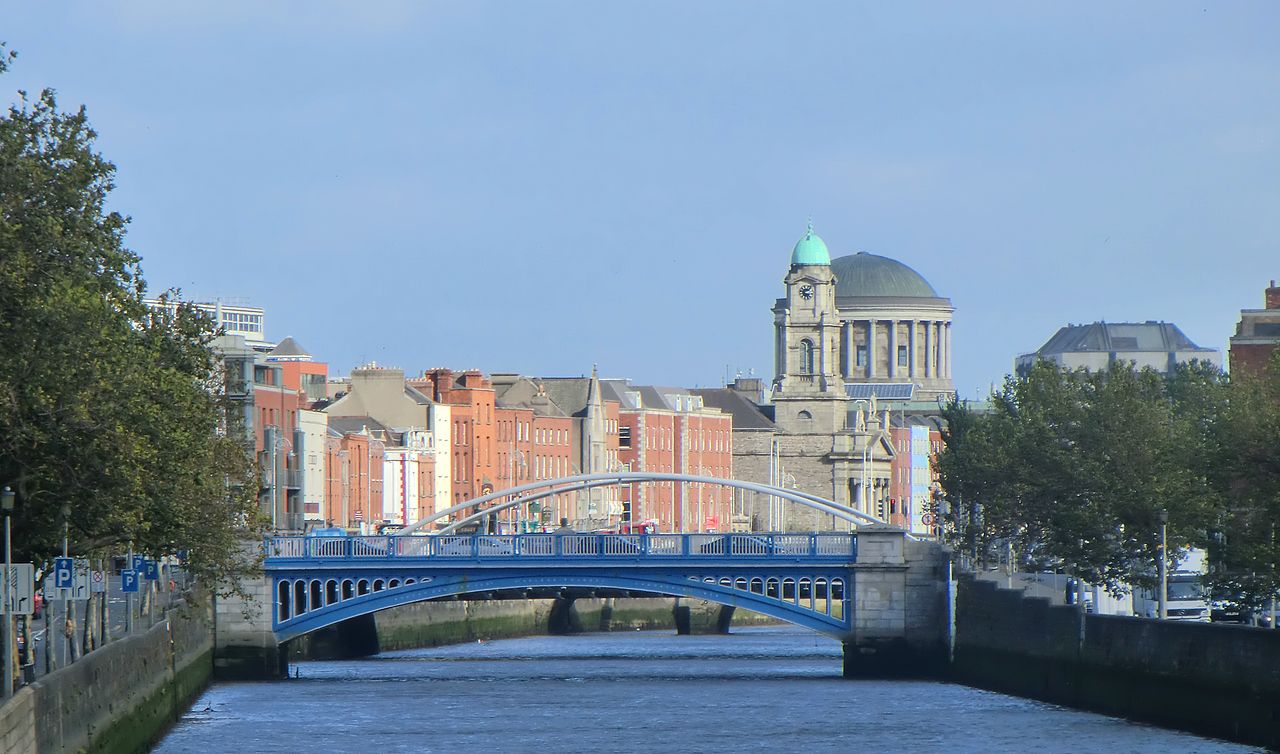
[1266,280,1280,310]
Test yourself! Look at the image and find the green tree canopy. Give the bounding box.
[937,359,1229,594]
[0,45,262,588]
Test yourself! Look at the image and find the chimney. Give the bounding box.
[1266,280,1280,310]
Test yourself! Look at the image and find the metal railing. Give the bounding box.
[265,532,857,562]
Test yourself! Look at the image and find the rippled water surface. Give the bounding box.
[155,626,1260,753]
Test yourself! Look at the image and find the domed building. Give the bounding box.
[773,226,955,416]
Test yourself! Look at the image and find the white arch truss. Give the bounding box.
[399,472,895,536]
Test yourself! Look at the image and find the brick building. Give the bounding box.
[412,369,496,506]
[606,381,733,532]
[1229,280,1280,377]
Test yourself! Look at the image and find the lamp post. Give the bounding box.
[1157,509,1169,620]
[3,485,15,699]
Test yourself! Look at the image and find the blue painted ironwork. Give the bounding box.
[264,532,858,642]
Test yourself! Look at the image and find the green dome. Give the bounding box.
[830,252,939,298]
[790,224,831,266]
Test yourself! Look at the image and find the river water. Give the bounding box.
[154,626,1259,753]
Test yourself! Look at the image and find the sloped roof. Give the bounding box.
[327,416,390,436]
[690,388,776,430]
[1033,321,1214,355]
[537,378,593,418]
[268,336,310,358]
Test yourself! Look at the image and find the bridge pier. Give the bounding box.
[843,526,948,679]
[213,574,288,680]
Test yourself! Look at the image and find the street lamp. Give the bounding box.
[2,485,14,699]
[1157,509,1169,620]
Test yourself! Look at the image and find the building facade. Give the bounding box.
[1229,280,1280,376]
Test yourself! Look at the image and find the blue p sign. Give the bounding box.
[54,557,74,589]
[143,560,159,581]
[121,570,139,593]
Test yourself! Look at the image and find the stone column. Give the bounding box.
[887,321,896,379]
[923,322,933,379]
[843,321,853,378]
[943,323,951,378]
[909,320,919,378]
[775,322,784,379]
[867,321,876,379]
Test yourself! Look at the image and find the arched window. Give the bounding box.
[797,410,813,421]
[800,339,815,374]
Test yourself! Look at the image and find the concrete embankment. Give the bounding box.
[951,575,1280,750]
[0,600,213,754]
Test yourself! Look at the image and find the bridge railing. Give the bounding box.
[265,533,857,561]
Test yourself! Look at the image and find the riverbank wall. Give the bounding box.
[0,600,212,754]
[951,575,1280,750]
[290,596,772,659]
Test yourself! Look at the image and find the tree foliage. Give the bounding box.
[0,44,263,590]
[934,358,1269,600]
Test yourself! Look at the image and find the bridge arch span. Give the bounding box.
[270,568,851,644]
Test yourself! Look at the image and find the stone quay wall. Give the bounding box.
[952,575,1280,750]
[0,600,213,754]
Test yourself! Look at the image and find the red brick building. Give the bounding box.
[607,382,733,532]
[412,369,496,505]
[324,422,385,530]
[1229,280,1280,377]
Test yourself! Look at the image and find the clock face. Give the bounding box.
[799,284,813,300]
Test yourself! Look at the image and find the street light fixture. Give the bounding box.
[2,485,14,699]
[1157,508,1169,620]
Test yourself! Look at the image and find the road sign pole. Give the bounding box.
[126,546,134,635]
[4,511,12,699]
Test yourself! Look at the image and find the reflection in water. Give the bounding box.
[156,626,1260,753]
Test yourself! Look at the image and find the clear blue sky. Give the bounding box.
[5,2,1278,396]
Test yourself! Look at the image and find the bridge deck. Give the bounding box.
[265,532,857,566]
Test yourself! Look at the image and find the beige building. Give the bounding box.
[321,365,452,520]
[704,225,955,531]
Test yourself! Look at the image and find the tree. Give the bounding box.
[935,359,1225,594]
[0,45,263,590]
[1212,350,1280,610]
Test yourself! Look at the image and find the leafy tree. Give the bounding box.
[0,44,263,590]
[936,359,1227,594]
[1212,350,1280,610]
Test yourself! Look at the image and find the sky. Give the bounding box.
[3,2,1278,397]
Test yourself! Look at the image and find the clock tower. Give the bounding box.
[773,223,847,435]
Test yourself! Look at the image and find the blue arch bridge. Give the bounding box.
[216,473,951,680]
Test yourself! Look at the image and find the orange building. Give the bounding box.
[412,369,496,505]
[324,420,386,530]
[607,381,732,532]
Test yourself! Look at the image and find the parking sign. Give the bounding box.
[121,570,139,593]
[54,557,74,589]
[143,560,160,581]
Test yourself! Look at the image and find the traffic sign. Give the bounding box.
[142,560,160,581]
[121,570,139,593]
[71,560,92,600]
[90,569,106,593]
[132,555,148,573]
[1,563,35,615]
[54,557,74,589]
[921,513,936,526]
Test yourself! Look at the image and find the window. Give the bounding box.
[619,426,632,448]
[856,345,867,367]
[897,345,908,366]
[800,339,815,374]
